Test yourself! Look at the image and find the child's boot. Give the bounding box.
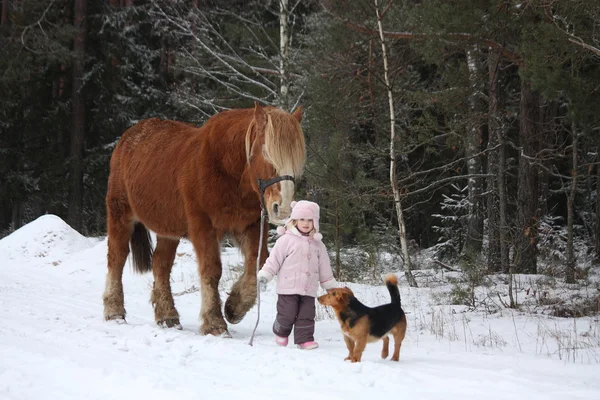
[275,335,289,347]
[298,341,319,350]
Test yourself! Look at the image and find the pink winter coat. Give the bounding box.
[258,227,337,297]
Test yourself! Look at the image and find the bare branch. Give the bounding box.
[321,2,521,64]
[402,174,492,199]
[20,0,56,55]
[568,38,600,58]
[433,259,458,272]
[150,4,281,105]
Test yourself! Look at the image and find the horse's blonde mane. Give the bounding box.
[245,108,306,177]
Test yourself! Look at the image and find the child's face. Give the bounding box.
[296,219,314,234]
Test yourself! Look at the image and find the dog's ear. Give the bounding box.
[333,290,343,302]
[336,288,351,304]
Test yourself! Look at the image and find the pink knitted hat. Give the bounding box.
[277,200,322,240]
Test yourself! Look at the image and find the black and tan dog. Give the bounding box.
[318,274,406,363]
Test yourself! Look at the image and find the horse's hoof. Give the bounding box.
[224,300,246,324]
[200,324,230,337]
[218,330,232,339]
[158,318,182,329]
[105,314,126,323]
[224,310,244,325]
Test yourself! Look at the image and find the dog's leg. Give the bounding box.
[391,322,406,361]
[391,337,402,361]
[343,335,355,361]
[381,336,389,359]
[351,337,367,363]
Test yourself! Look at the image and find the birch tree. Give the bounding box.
[279,0,291,110]
[374,0,417,287]
[462,46,484,264]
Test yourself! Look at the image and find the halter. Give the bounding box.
[249,174,295,346]
[257,175,295,210]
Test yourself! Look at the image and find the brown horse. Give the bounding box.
[102,102,305,336]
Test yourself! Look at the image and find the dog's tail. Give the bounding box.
[384,274,401,306]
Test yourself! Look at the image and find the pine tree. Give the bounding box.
[0,0,74,234]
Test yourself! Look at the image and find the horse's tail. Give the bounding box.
[384,274,401,306]
[131,222,153,274]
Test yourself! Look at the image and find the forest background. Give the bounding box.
[2,0,600,301]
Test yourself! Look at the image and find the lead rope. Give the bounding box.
[247,175,295,346]
[249,207,267,346]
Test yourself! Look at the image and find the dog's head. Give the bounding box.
[317,287,354,309]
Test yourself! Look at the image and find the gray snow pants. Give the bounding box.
[273,294,316,344]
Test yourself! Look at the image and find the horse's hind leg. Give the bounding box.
[103,197,133,321]
[151,236,181,328]
[224,219,267,324]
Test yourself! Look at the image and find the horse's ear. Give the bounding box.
[253,101,266,127]
[292,106,303,123]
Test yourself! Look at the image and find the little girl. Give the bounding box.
[258,200,338,349]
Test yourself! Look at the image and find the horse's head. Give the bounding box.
[245,102,306,224]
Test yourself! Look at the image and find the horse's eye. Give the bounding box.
[262,146,270,161]
[273,203,279,215]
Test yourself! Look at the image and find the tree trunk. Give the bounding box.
[334,197,341,279]
[462,46,484,264]
[500,131,514,308]
[1,1,13,234]
[486,50,500,271]
[279,0,290,110]
[538,102,558,220]
[488,51,510,278]
[497,118,510,276]
[0,195,9,234]
[515,80,540,274]
[67,0,87,233]
[494,64,511,305]
[1,0,9,25]
[11,200,23,231]
[566,124,578,284]
[596,148,600,262]
[374,0,417,287]
[160,35,170,84]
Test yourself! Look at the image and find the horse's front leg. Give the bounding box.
[224,218,269,324]
[189,216,229,336]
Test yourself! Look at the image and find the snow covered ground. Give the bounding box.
[1,215,599,400]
